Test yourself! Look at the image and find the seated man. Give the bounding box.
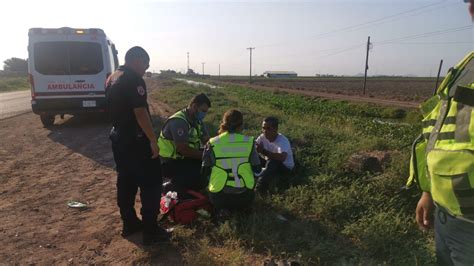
[255,116,294,194]
[158,93,211,192]
[202,109,261,210]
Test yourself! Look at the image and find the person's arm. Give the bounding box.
[200,123,210,144]
[261,148,287,162]
[416,191,434,231]
[168,119,203,159]
[200,143,214,178]
[134,107,159,159]
[176,142,203,159]
[250,143,262,174]
[256,143,287,161]
[129,79,158,159]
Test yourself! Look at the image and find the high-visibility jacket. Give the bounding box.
[407,52,474,221]
[158,109,203,159]
[208,132,255,193]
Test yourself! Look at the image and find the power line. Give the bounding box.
[271,25,473,62]
[376,25,474,45]
[309,1,450,39]
[382,41,473,45]
[314,43,366,60]
[348,1,460,32]
[256,0,455,49]
[253,46,354,62]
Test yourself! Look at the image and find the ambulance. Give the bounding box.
[27,27,119,127]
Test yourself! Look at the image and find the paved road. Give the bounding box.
[0,91,31,120]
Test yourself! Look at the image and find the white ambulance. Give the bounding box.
[28,27,119,127]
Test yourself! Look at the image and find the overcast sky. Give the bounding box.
[1,0,473,76]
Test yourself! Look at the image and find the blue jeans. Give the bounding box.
[435,205,474,266]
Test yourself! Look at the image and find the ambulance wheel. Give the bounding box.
[40,114,55,128]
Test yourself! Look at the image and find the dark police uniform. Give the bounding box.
[106,65,161,234]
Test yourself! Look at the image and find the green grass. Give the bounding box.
[150,77,434,265]
[0,76,30,93]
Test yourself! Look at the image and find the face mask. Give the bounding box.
[196,111,207,121]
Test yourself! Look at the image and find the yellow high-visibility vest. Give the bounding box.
[208,132,255,193]
[407,52,474,221]
[158,109,203,159]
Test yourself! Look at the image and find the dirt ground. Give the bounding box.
[0,77,423,264]
[0,79,183,264]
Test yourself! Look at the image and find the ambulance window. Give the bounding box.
[34,42,103,75]
[34,42,69,75]
[69,42,103,75]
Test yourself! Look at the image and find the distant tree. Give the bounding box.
[160,69,177,75]
[3,58,28,73]
[186,68,197,76]
[159,69,178,77]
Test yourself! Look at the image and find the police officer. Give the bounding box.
[106,46,168,245]
[158,93,211,192]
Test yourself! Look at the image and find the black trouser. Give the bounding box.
[256,158,291,190]
[111,132,161,232]
[161,158,207,193]
[209,190,255,210]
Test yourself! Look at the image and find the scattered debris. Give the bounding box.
[263,258,301,266]
[373,118,410,126]
[276,214,289,222]
[67,201,87,209]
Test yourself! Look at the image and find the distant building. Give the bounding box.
[263,71,297,78]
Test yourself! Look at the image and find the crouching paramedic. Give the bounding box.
[158,93,211,192]
[202,109,261,209]
[406,51,474,265]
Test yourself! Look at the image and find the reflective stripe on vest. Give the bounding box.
[208,132,255,193]
[157,109,202,159]
[408,51,474,221]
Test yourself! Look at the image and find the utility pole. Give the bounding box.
[187,52,190,74]
[434,59,444,95]
[247,47,255,83]
[201,62,205,76]
[219,64,221,78]
[363,36,371,95]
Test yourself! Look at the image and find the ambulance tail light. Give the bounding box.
[29,73,36,100]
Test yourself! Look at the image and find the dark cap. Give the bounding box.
[125,46,149,63]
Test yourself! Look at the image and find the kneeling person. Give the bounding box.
[202,109,261,210]
[158,93,211,192]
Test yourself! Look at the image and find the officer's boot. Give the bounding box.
[142,216,171,246]
[121,218,143,237]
